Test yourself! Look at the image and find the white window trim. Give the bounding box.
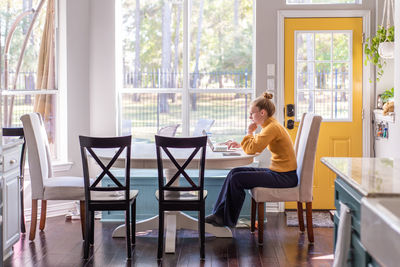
[286,0,362,5]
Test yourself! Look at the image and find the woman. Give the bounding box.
[205,93,298,227]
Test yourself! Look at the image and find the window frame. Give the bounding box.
[115,0,256,138]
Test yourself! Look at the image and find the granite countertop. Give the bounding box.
[321,157,400,197]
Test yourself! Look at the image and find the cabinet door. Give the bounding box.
[3,168,20,250]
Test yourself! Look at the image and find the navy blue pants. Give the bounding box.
[212,167,298,227]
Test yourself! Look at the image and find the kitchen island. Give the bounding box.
[321,157,400,267]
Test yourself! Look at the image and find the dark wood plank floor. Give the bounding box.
[4,212,334,267]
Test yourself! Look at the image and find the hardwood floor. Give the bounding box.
[4,212,333,267]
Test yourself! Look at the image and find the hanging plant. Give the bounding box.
[364,25,394,82]
[364,0,395,82]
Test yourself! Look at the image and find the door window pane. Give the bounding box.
[295,31,352,120]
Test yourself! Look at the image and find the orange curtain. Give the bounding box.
[34,0,55,141]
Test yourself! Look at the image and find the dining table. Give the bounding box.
[98,142,257,253]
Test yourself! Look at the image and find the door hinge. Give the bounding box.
[362,109,365,120]
[362,33,366,43]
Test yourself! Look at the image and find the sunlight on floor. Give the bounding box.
[312,254,334,260]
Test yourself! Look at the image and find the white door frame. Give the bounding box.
[277,10,371,155]
[276,10,371,212]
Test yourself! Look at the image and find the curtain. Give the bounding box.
[34,0,55,142]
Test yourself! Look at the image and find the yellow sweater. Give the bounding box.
[241,117,297,172]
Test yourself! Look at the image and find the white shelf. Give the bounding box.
[374,109,395,123]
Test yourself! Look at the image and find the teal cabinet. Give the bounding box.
[334,178,380,267]
[101,169,252,221]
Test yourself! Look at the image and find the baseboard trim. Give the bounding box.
[25,201,76,222]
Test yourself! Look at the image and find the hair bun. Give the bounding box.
[263,92,273,100]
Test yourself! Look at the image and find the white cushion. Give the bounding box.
[90,189,138,201]
[43,176,87,200]
[155,190,208,201]
[249,187,299,203]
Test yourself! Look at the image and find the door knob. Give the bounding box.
[287,119,294,129]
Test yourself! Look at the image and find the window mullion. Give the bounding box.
[182,0,190,136]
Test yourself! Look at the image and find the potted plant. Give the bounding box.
[380,87,394,104]
[364,25,394,82]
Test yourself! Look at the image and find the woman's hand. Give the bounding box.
[225,140,241,149]
[247,122,257,135]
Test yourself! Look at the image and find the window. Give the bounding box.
[117,0,254,143]
[0,0,58,158]
[295,31,352,121]
[287,0,361,4]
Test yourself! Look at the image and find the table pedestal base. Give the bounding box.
[112,212,232,253]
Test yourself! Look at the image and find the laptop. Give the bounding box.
[202,130,237,152]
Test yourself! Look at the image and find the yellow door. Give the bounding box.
[284,18,363,209]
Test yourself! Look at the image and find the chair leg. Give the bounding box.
[199,206,205,260]
[90,211,95,245]
[84,207,90,259]
[250,198,256,233]
[305,202,314,243]
[29,199,38,241]
[257,202,265,245]
[158,209,164,260]
[131,200,136,245]
[80,201,86,240]
[126,207,132,259]
[297,201,305,232]
[20,176,26,233]
[39,200,47,231]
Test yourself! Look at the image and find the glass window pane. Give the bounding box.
[333,33,350,61]
[189,93,251,142]
[333,91,350,119]
[315,33,331,61]
[297,62,314,90]
[315,91,332,119]
[190,0,253,89]
[296,91,314,120]
[296,33,314,60]
[121,0,183,88]
[315,63,331,89]
[333,63,350,90]
[120,93,182,142]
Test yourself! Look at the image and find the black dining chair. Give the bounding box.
[79,135,138,259]
[3,127,27,233]
[155,135,207,260]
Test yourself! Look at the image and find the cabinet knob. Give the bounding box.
[9,159,17,164]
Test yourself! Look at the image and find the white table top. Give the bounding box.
[321,157,400,197]
[98,142,257,170]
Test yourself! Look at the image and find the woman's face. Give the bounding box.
[249,105,268,125]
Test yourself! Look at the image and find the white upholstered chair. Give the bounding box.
[21,113,86,241]
[249,113,322,245]
[157,124,180,136]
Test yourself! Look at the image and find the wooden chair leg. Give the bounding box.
[131,200,136,245]
[84,207,90,259]
[39,200,47,231]
[125,208,132,259]
[305,202,314,243]
[90,211,95,245]
[250,198,256,233]
[257,202,265,245]
[199,205,205,260]
[157,209,164,259]
[29,199,38,241]
[80,201,86,240]
[297,201,305,232]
